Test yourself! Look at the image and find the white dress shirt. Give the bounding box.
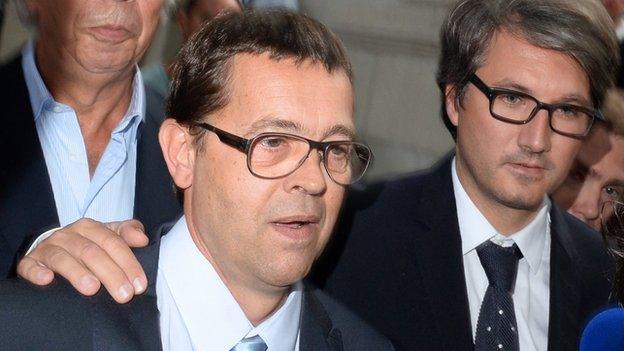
[452,158,551,351]
[157,216,302,351]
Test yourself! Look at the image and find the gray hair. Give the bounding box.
[437,0,620,140]
[14,0,179,26]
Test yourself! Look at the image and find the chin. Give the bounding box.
[498,192,545,211]
[77,48,137,74]
[263,260,314,287]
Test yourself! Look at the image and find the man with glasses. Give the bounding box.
[312,0,618,350]
[0,10,392,351]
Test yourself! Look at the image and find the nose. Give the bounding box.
[517,109,552,154]
[283,150,328,196]
[569,186,601,225]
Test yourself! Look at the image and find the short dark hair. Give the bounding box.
[437,0,619,140]
[166,9,352,202]
[167,8,352,132]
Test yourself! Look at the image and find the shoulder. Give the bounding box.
[345,170,429,211]
[0,278,94,349]
[143,82,167,127]
[550,204,613,286]
[0,54,28,111]
[552,204,611,264]
[309,289,394,350]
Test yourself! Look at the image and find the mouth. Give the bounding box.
[270,215,320,241]
[88,25,133,43]
[507,162,547,179]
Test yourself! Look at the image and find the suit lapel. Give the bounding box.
[0,55,58,274]
[300,287,344,351]
[92,234,163,351]
[409,156,474,350]
[133,86,181,235]
[547,206,581,351]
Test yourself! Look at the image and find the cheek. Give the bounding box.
[319,186,345,238]
[137,2,163,47]
[550,138,582,177]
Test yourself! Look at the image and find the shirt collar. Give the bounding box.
[452,157,550,274]
[159,216,302,351]
[21,39,53,120]
[21,39,146,128]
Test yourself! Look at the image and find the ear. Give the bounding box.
[159,119,195,190]
[445,85,461,127]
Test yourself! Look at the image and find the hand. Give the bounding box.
[17,218,149,303]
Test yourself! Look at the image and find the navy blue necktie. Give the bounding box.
[474,241,523,351]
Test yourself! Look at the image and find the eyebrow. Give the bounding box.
[492,79,592,107]
[246,117,358,140]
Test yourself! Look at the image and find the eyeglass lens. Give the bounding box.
[491,93,592,136]
[248,134,370,185]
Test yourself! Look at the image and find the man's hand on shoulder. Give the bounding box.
[17,218,149,303]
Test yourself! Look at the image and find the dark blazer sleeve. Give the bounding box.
[0,279,94,350]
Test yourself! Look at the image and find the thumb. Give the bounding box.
[106,219,149,247]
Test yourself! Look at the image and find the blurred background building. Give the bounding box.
[0,0,455,180]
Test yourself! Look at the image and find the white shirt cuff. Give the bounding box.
[25,227,62,255]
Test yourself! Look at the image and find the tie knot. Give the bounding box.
[230,335,268,351]
[477,241,523,293]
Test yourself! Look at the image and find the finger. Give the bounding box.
[72,220,148,295]
[108,219,149,248]
[92,231,148,295]
[17,256,54,285]
[74,238,136,303]
[32,245,101,296]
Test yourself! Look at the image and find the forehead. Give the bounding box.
[192,0,240,14]
[215,53,355,138]
[578,126,624,179]
[477,30,591,104]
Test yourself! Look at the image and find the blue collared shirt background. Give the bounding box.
[21,40,144,226]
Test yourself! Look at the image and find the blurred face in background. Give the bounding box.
[552,124,624,231]
[27,0,164,73]
[178,0,242,41]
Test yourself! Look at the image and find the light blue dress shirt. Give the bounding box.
[22,40,145,226]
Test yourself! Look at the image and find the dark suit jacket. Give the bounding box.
[312,155,614,351]
[0,224,394,351]
[0,55,181,278]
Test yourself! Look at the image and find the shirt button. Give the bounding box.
[53,105,62,113]
[69,154,78,162]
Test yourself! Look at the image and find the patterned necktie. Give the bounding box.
[474,241,523,351]
[230,335,268,351]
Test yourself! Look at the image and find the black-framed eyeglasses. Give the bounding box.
[191,122,372,186]
[468,74,603,139]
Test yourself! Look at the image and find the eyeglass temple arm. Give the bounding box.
[468,74,492,96]
[195,122,249,152]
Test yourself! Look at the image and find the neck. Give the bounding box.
[35,40,135,174]
[185,212,289,326]
[455,156,541,235]
[36,40,134,127]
